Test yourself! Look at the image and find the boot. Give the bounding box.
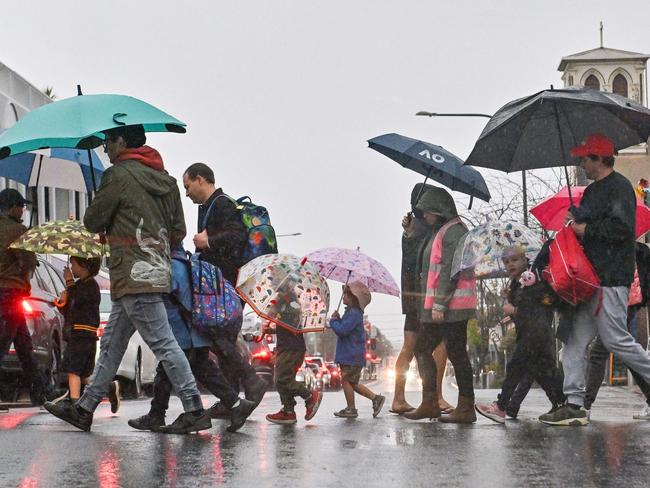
[438,395,476,424]
[403,391,441,420]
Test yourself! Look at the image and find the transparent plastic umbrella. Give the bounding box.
[451,221,543,279]
[236,254,330,333]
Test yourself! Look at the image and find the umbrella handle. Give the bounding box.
[335,270,353,313]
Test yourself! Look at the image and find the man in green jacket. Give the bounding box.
[0,188,41,408]
[45,125,209,434]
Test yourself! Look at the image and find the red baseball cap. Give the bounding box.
[570,133,615,158]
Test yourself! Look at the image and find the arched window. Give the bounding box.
[585,74,600,91]
[613,74,628,98]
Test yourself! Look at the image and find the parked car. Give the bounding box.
[296,362,320,391]
[97,290,158,398]
[325,362,342,390]
[0,257,67,402]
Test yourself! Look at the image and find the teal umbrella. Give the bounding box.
[0,93,186,160]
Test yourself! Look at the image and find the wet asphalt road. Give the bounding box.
[1,380,650,488]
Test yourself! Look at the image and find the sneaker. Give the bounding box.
[207,401,232,419]
[228,399,256,433]
[539,404,588,426]
[372,395,386,418]
[45,388,69,404]
[266,410,297,425]
[0,405,8,413]
[633,404,650,420]
[246,378,268,407]
[128,411,166,431]
[44,399,93,431]
[157,410,212,434]
[108,381,120,414]
[305,389,323,421]
[475,402,506,424]
[334,407,358,418]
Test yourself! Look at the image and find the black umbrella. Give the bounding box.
[465,86,650,174]
[368,133,491,208]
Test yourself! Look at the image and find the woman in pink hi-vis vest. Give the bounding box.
[404,186,477,424]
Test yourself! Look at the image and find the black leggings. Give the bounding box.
[415,320,474,398]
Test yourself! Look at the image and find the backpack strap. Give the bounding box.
[202,193,241,230]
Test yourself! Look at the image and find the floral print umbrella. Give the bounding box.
[236,254,330,333]
[305,247,400,297]
[451,221,543,279]
[10,219,107,258]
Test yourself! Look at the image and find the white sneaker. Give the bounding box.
[633,404,650,420]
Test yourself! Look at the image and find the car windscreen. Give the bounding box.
[99,293,112,314]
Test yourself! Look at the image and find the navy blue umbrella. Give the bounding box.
[368,133,491,207]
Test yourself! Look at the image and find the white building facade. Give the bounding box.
[0,62,90,224]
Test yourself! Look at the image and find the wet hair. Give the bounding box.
[104,125,146,148]
[70,256,102,277]
[587,153,616,168]
[184,163,215,184]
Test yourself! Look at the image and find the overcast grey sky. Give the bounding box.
[2,0,649,344]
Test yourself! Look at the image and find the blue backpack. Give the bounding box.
[189,254,243,337]
[204,194,279,264]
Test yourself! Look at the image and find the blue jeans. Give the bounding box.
[78,293,203,413]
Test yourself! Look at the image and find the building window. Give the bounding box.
[613,74,628,98]
[568,75,574,85]
[585,75,600,91]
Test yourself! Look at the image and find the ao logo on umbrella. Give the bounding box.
[418,149,445,164]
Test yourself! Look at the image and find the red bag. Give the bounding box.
[542,225,600,305]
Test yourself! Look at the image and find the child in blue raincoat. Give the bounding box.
[329,281,385,418]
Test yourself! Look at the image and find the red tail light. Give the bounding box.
[365,352,372,359]
[331,370,339,376]
[252,349,270,360]
[22,300,34,315]
[265,334,274,344]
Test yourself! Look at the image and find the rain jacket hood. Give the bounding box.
[415,186,458,221]
[115,145,165,172]
[410,183,437,209]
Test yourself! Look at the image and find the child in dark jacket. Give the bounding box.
[266,292,323,425]
[55,257,119,412]
[329,281,385,418]
[475,246,565,424]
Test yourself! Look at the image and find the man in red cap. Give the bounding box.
[540,133,650,426]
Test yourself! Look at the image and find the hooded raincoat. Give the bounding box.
[414,187,475,324]
[84,149,186,299]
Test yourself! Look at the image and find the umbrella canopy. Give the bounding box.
[368,133,491,202]
[0,94,186,159]
[0,147,105,194]
[451,221,543,279]
[531,185,650,238]
[10,219,107,258]
[236,254,330,333]
[465,86,650,173]
[305,246,400,297]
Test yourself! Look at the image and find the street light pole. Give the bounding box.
[416,110,530,227]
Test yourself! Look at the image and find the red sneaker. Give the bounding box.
[475,401,506,424]
[266,410,297,425]
[305,389,323,421]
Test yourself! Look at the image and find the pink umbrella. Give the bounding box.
[530,186,650,238]
[305,247,400,297]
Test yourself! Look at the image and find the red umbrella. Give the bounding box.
[531,186,650,238]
